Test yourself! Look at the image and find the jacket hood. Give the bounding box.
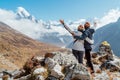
[86,27,95,34]
[90,28,95,34]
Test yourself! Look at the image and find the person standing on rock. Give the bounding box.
[72,22,95,74]
[71,24,85,64]
[60,20,93,64]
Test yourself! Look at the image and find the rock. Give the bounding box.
[98,54,109,63]
[50,64,64,79]
[94,71,110,80]
[0,69,6,73]
[52,52,78,66]
[11,69,24,79]
[45,58,64,79]
[92,58,100,65]
[16,67,47,80]
[45,76,59,80]
[92,53,98,58]
[2,74,13,80]
[0,69,23,80]
[64,63,90,80]
[2,75,9,80]
[71,64,90,80]
[17,74,31,80]
[0,72,3,78]
[113,77,120,80]
[44,53,55,59]
[35,75,45,80]
[45,58,56,70]
[100,61,120,72]
[33,67,47,75]
[32,67,47,80]
[22,58,34,75]
[32,56,46,67]
[96,69,102,74]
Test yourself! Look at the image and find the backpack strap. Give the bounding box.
[73,39,77,44]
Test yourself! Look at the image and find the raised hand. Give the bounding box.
[94,22,97,27]
[59,19,64,24]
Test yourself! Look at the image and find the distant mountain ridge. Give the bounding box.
[1,7,120,54]
[0,7,98,47]
[16,7,38,23]
[94,17,120,56]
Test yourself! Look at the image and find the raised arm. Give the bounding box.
[73,30,89,40]
[59,19,74,35]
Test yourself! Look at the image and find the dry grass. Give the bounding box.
[0,22,65,70]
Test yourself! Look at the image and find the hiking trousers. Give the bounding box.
[72,49,84,64]
[85,49,94,72]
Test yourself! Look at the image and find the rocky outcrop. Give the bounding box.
[1,41,120,80]
[91,41,120,74]
[97,41,120,72]
[44,52,91,80]
[0,52,91,80]
[64,63,90,80]
[100,61,120,72]
[98,41,113,60]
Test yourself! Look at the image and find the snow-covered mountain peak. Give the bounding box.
[16,7,38,23]
[17,7,30,18]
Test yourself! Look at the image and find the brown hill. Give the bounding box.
[0,22,64,70]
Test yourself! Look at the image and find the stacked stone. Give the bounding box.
[98,41,120,72]
[99,41,114,61]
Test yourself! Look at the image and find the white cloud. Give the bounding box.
[0,9,16,21]
[0,8,70,39]
[0,8,120,40]
[0,8,46,39]
[95,8,120,29]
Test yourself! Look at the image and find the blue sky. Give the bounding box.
[0,0,120,21]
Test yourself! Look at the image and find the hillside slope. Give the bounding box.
[94,18,120,56]
[0,22,63,69]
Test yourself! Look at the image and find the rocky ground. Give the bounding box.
[0,41,120,80]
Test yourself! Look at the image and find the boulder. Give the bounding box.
[92,53,98,58]
[94,71,110,80]
[45,58,64,79]
[64,63,90,80]
[52,52,78,66]
[100,61,120,72]
[50,64,64,79]
[45,76,59,80]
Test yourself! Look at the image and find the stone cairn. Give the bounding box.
[92,41,120,73]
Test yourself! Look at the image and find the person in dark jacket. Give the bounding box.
[72,22,95,74]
